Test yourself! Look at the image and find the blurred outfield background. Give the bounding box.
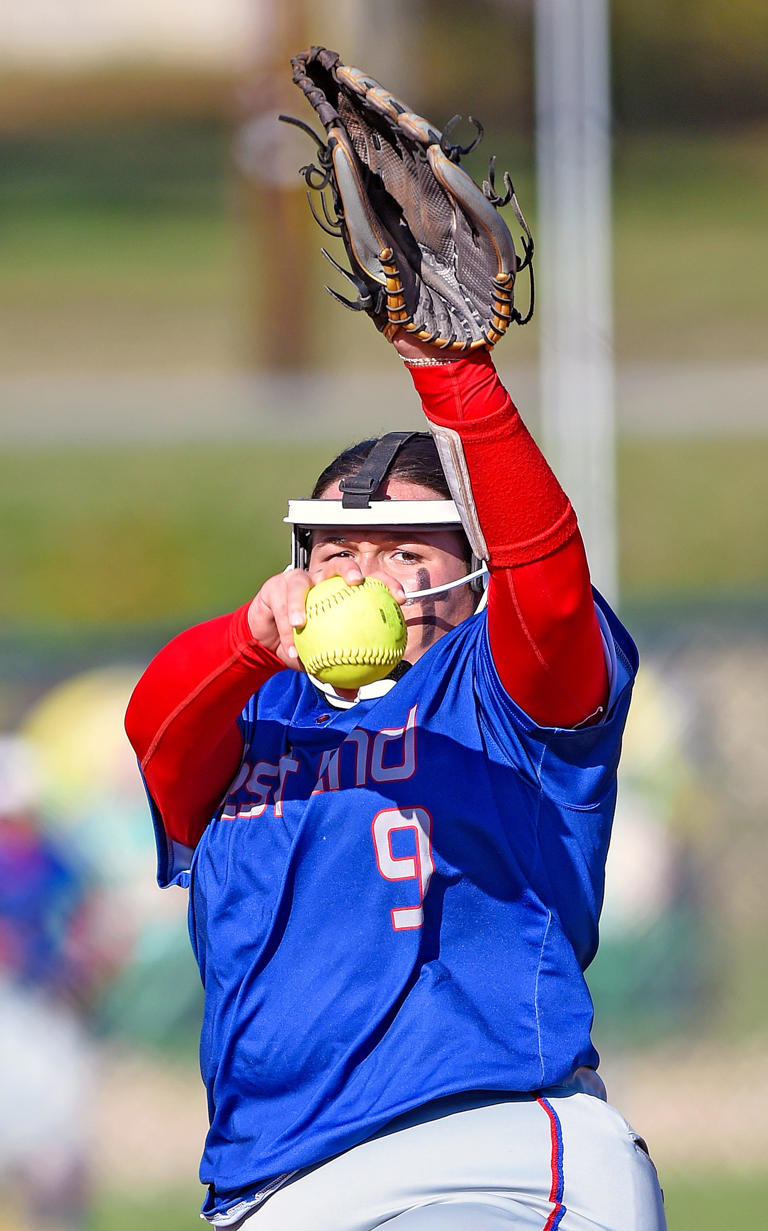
[0,2,767,1228]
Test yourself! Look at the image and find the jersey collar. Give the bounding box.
[308,659,411,709]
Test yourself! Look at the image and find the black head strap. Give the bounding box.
[339,431,420,509]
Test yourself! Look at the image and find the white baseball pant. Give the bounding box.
[215,1080,666,1231]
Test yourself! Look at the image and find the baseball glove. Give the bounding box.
[280,45,533,352]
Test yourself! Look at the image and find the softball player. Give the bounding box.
[126,330,666,1229]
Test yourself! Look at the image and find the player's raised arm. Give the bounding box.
[395,332,608,728]
[287,47,606,728]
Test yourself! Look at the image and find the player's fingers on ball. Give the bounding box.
[285,572,311,629]
[337,563,363,586]
[370,575,407,605]
[247,586,283,650]
[385,579,407,605]
[278,614,301,663]
[260,583,298,660]
[274,575,310,663]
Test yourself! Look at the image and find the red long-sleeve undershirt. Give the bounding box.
[407,350,607,730]
[125,352,607,849]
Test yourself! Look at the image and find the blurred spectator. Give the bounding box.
[0,735,107,1231]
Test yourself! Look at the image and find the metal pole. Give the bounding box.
[534,0,618,604]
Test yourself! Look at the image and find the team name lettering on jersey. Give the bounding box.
[222,705,419,819]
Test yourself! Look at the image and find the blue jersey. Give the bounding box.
[152,595,637,1220]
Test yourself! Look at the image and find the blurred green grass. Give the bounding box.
[0,442,321,627]
[89,1170,767,1230]
[1,127,766,630]
[0,208,238,372]
[617,436,768,602]
[1,436,765,631]
[661,1171,768,1229]
[612,128,768,360]
[1,129,767,370]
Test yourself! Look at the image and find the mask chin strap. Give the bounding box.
[285,561,489,611]
[404,563,488,600]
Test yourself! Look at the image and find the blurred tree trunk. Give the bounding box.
[237,0,313,370]
[236,0,422,372]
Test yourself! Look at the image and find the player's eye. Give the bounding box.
[393,550,421,564]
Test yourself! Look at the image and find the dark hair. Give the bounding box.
[312,432,451,501]
[311,432,471,567]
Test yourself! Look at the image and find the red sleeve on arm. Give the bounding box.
[125,603,283,849]
[405,351,608,727]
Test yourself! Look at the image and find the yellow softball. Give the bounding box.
[294,576,407,688]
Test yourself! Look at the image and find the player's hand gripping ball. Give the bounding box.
[294,577,407,688]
